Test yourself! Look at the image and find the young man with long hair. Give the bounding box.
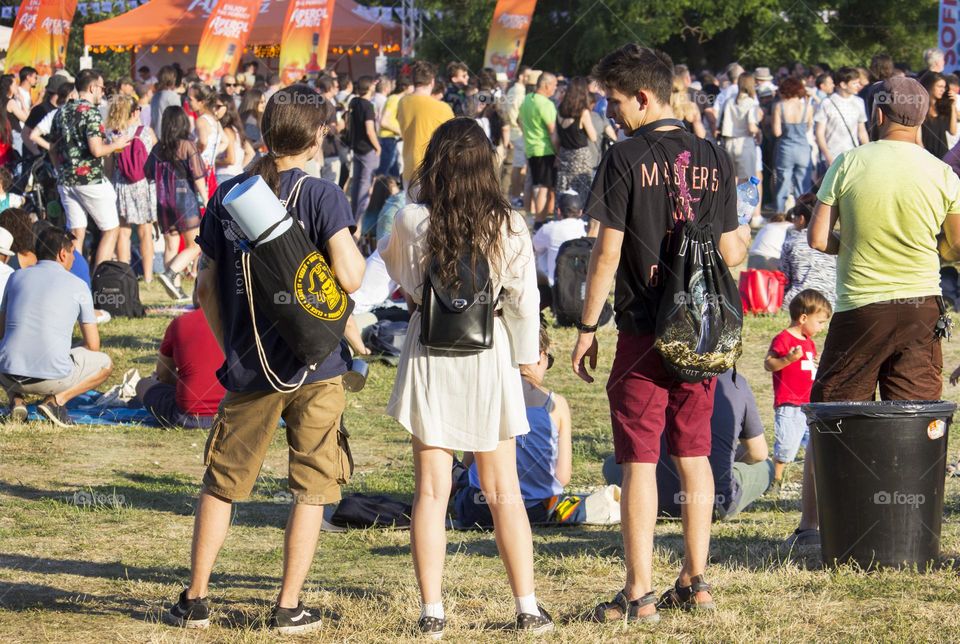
[164,86,365,635]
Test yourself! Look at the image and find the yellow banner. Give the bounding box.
[279,0,336,86]
[482,0,537,80]
[195,0,262,84]
[6,0,78,76]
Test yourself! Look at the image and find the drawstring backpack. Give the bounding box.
[241,175,354,392]
[635,119,743,382]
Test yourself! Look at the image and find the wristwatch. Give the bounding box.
[576,320,599,333]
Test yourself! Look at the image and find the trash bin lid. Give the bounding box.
[802,400,957,422]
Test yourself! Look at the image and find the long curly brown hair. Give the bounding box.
[414,117,512,289]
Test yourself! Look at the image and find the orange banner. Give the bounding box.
[195,0,262,84]
[6,0,79,76]
[483,0,537,80]
[279,0,335,86]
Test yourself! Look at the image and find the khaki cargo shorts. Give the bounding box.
[202,376,353,505]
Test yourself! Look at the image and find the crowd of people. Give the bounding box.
[0,40,957,637]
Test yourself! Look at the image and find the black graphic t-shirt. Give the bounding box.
[198,168,356,392]
[348,96,376,155]
[586,127,738,336]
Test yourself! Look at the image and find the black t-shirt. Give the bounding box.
[197,168,356,392]
[348,96,376,154]
[586,127,738,335]
[25,100,55,129]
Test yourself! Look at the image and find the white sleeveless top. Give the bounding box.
[198,113,224,168]
[218,127,245,177]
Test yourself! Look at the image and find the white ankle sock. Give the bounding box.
[515,593,539,616]
[421,602,444,620]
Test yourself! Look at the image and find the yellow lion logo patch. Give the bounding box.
[294,252,348,321]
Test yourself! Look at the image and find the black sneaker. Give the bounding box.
[157,270,181,300]
[516,605,554,635]
[418,615,445,640]
[269,602,323,635]
[9,402,27,423]
[173,285,190,303]
[37,401,73,427]
[164,589,210,629]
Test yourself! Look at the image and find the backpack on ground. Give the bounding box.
[739,269,786,315]
[362,319,408,364]
[92,261,145,318]
[116,126,148,183]
[330,493,412,529]
[551,237,613,327]
[640,119,743,382]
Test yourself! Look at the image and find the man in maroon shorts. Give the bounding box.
[571,44,749,623]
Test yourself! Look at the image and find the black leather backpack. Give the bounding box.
[419,256,495,352]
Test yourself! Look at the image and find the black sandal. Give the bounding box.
[417,615,445,640]
[593,590,660,623]
[656,575,716,611]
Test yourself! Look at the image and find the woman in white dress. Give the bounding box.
[721,72,761,181]
[379,118,553,639]
[187,83,226,189]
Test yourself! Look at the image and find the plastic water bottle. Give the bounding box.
[736,176,761,225]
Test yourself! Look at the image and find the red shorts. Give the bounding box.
[606,333,716,464]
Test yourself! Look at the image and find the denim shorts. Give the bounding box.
[773,404,809,463]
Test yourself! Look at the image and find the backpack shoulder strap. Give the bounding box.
[283,174,311,211]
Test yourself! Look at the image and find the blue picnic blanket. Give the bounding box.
[9,391,162,427]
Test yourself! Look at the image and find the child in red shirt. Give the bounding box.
[764,289,832,494]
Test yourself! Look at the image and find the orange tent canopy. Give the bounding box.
[84,0,400,47]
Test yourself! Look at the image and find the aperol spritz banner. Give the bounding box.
[280,0,336,85]
[195,0,261,83]
[6,0,79,76]
[482,0,537,80]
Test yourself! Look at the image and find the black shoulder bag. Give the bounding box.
[419,255,496,352]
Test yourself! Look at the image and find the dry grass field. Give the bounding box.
[2,280,960,642]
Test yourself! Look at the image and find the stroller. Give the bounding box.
[15,156,60,220]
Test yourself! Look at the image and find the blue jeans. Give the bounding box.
[376,137,400,177]
[774,404,809,463]
[774,142,812,213]
[350,149,380,224]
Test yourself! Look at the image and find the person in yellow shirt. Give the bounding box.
[398,61,454,194]
[378,77,411,177]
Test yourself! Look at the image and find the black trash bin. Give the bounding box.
[803,400,955,570]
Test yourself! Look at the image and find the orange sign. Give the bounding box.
[483,0,537,80]
[6,0,79,76]
[279,0,335,86]
[195,0,262,84]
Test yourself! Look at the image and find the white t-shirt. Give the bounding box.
[814,94,866,161]
[532,218,587,285]
[352,250,397,314]
[749,221,794,260]
[16,87,31,116]
[36,107,58,136]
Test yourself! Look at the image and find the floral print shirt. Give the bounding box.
[50,99,105,186]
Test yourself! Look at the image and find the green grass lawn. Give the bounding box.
[2,279,960,642]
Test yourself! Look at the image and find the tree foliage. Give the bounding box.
[384,0,939,75]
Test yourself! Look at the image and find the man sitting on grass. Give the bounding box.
[602,369,773,520]
[0,227,113,426]
[134,290,225,429]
